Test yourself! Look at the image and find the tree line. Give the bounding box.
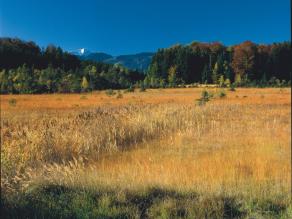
[145,41,291,87]
[0,38,143,94]
[0,38,291,94]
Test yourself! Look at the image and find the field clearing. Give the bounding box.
[1,88,291,218]
[1,88,290,111]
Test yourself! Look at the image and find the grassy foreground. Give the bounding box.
[1,88,291,218]
[2,185,291,218]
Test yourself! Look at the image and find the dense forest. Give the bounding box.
[0,38,291,94]
[0,38,144,94]
[146,41,291,87]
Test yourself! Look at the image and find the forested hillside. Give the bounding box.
[0,38,291,94]
[0,38,144,94]
[145,41,291,87]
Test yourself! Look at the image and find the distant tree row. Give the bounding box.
[0,62,143,94]
[145,41,291,87]
[0,38,291,94]
[0,38,81,70]
[0,38,144,94]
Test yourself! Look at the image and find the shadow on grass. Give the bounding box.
[1,185,290,219]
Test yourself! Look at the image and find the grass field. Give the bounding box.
[1,88,291,218]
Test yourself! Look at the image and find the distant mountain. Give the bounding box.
[70,48,91,56]
[79,52,113,62]
[106,52,154,72]
[72,50,154,72]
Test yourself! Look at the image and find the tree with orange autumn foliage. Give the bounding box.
[231,41,257,81]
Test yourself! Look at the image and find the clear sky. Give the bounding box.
[0,0,290,55]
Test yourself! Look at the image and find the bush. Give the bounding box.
[229,84,236,91]
[218,90,226,98]
[224,79,231,88]
[139,86,146,92]
[139,84,146,92]
[8,98,17,106]
[116,92,123,99]
[105,89,115,96]
[126,86,134,92]
[196,90,212,106]
[202,90,211,101]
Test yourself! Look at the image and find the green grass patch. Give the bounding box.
[2,185,291,219]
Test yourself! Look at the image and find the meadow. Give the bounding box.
[1,87,291,218]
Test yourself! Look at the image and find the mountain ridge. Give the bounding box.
[72,50,154,72]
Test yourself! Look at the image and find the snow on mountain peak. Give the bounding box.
[80,48,85,55]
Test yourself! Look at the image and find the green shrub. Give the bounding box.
[218,90,226,98]
[105,89,115,96]
[229,84,236,91]
[8,98,17,106]
[126,86,135,92]
[202,90,214,100]
[139,86,146,92]
[196,90,212,106]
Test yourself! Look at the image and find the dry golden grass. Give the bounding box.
[1,88,291,204]
[1,87,289,111]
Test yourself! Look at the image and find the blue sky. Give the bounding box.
[0,0,290,55]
